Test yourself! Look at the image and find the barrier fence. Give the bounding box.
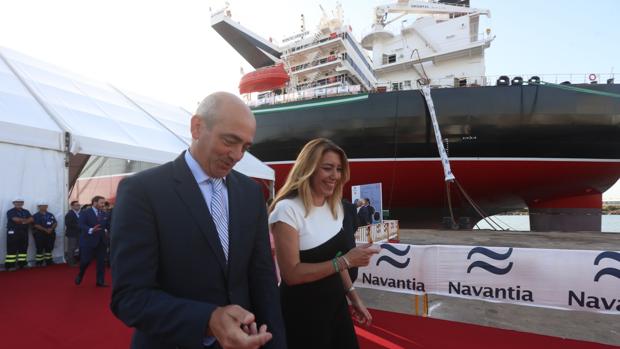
[355,220,399,243]
[354,243,620,315]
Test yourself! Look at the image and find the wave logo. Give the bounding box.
[467,247,513,275]
[376,244,411,269]
[593,251,620,282]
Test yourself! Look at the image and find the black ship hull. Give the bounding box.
[250,84,620,231]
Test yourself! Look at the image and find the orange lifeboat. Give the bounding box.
[239,63,289,94]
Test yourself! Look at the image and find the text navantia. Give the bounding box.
[569,291,620,311]
[449,282,534,302]
[362,273,425,292]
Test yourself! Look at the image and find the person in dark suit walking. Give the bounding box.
[75,195,109,287]
[64,201,81,266]
[110,92,285,349]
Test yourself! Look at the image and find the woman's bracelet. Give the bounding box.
[342,255,351,268]
[332,257,340,272]
[346,286,355,294]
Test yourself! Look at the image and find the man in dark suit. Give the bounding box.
[110,92,285,349]
[365,198,376,223]
[342,199,360,282]
[64,201,81,266]
[357,200,371,226]
[75,195,109,287]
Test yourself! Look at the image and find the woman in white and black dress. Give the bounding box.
[269,138,380,349]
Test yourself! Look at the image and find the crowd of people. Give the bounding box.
[4,196,113,287]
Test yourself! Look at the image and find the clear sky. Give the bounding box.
[1,0,618,198]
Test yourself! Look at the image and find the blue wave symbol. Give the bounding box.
[376,244,411,268]
[467,247,513,261]
[380,244,410,256]
[593,251,620,282]
[467,261,514,275]
[594,268,620,282]
[594,251,620,265]
[376,255,411,268]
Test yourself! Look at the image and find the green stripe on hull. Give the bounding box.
[253,94,369,114]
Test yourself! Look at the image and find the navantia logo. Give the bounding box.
[567,251,620,312]
[376,244,411,269]
[467,247,513,275]
[593,251,620,282]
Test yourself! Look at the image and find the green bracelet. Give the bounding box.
[332,257,340,272]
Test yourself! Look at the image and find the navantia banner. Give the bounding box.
[355,243,620,314]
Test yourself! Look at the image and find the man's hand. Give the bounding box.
[92,224,101,232]
[208,305,272,349]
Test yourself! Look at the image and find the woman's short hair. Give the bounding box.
[269,138,350,218]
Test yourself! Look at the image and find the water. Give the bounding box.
[474,215,620,233]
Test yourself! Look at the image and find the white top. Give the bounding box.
[269,196,343,251]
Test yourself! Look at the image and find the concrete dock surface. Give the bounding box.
[359,228,620,346]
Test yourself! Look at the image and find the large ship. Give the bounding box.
[211,0,620,231]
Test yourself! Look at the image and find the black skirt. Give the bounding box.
[280,229,359,349]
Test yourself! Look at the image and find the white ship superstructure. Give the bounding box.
[211,0,493,102]
[280,4,376,94]
[362,0,493,89]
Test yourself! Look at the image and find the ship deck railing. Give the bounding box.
[245,72,617,108]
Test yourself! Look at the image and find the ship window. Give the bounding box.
[382,54,397,65]
[392,82,400,91]
[404,80,411,89]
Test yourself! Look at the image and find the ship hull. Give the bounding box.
[251,84,620,230]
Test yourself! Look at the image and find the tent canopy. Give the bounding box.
[0,56,63,151]
[0,47,274,181]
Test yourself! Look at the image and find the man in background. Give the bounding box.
[357,199,371,226]
[64,201,81,266]
[32,202,57,266]
[365,198,376,224]
[4,198,33,271]
[75,195,109,287]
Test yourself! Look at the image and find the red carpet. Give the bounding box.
[0,264,131,348]
[356,309,617,349]
[0,265,616,348]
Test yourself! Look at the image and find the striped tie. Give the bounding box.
[208,178,229,261]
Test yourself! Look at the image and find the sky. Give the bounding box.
[1,0,619,199]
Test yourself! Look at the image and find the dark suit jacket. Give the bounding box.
[110,152,286,349]
[367,205,376,223]
[342,200,360,282]
[79,208,109,248]
[65,210,80,238]
[357,205,371,226]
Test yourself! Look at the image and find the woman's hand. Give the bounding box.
[344,243,381,267]
[350,299,372,326]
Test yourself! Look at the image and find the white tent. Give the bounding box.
[120,90,275,180]
[0,47,274,267]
